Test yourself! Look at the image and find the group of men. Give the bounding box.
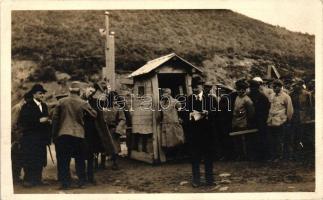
[184,76,314,187]
[11,75,314,190]
[12,81,125,190]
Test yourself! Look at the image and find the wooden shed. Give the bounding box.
[127,53,203,164]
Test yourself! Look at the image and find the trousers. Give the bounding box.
[189,120,215,184]
[55,135,86,186]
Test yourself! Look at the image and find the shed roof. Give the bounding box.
[128,53,203,78]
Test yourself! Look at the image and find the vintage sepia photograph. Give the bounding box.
[1,0,322,199]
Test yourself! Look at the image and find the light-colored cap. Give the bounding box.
[252,77,263,83]
[69,81,81,92]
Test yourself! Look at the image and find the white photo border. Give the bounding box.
[1,0,323,199]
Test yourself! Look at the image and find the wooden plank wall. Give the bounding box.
[131,77,153,134]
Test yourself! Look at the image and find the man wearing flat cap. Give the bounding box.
[289,79,312,160]
[267,79,293,161]
[232,79,255,160]
[18,84,51,187]
[52,81,97,189]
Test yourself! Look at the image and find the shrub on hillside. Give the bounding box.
[28,66,57,82]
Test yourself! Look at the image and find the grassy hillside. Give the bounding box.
[12,10,314,83]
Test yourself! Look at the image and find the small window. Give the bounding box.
[138,86,145,97]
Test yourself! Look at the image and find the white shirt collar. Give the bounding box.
[33,98,41,105]
[197,91,203,100]
[33,98,43,112]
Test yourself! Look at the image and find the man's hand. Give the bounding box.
[39,117,49,123]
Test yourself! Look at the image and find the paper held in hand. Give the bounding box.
[190,110,207,121]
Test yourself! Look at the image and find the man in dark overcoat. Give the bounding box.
[186,81,217,187]
[248,80,270,160]
[85,81,118,172]
[19,84,51,187]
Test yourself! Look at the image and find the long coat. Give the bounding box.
[19,100,50,168]
[186,93,217,156]
[160,97,185,148]
[85,95,118,155]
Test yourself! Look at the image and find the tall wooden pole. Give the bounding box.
[108,32,116,90]
[103,11,109,81]
[103,11,116,90]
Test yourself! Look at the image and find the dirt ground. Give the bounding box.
[14,146,315,194]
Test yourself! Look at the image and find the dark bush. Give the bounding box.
[28,66,56,82]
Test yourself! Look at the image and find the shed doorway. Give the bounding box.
[158,73,186,97]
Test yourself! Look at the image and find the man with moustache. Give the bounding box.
[187,80,216,187]
[19,84,51,187]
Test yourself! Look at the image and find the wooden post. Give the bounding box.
[151,74,166,163]
[103,11,116,90]
[267,65,272,79]
[103,11,110,81]
[185,74,192,95]
[108,32,116,90]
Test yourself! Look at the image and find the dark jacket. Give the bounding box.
[19,100,50,168]
[216,91,237,133]
[248,90,270,129]
[19,100,51,143]
[186,92,217,153]
[290,89,313,124]
[84,95,118,155]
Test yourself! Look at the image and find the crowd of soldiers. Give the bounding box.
[158,76,314,187]
[11,76,315,189]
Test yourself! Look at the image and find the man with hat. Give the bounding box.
[52,81,97,189]
[232,79,255,160]
[290,79,313,160]
[267,79,293,161]
[247,79,270,160]
[252,76,274,99]
[89,80,118,170]
[18,84,51,187]
[186,79,217,187]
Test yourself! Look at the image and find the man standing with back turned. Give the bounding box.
[52,81,97,190]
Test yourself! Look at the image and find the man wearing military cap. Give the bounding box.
[231,79,255,160]
[267,79,293,161]
[19,84,51,187]
[52,81,97,189]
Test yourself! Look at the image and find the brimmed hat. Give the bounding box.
[29,84,47,94]
[69,81,81,92]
